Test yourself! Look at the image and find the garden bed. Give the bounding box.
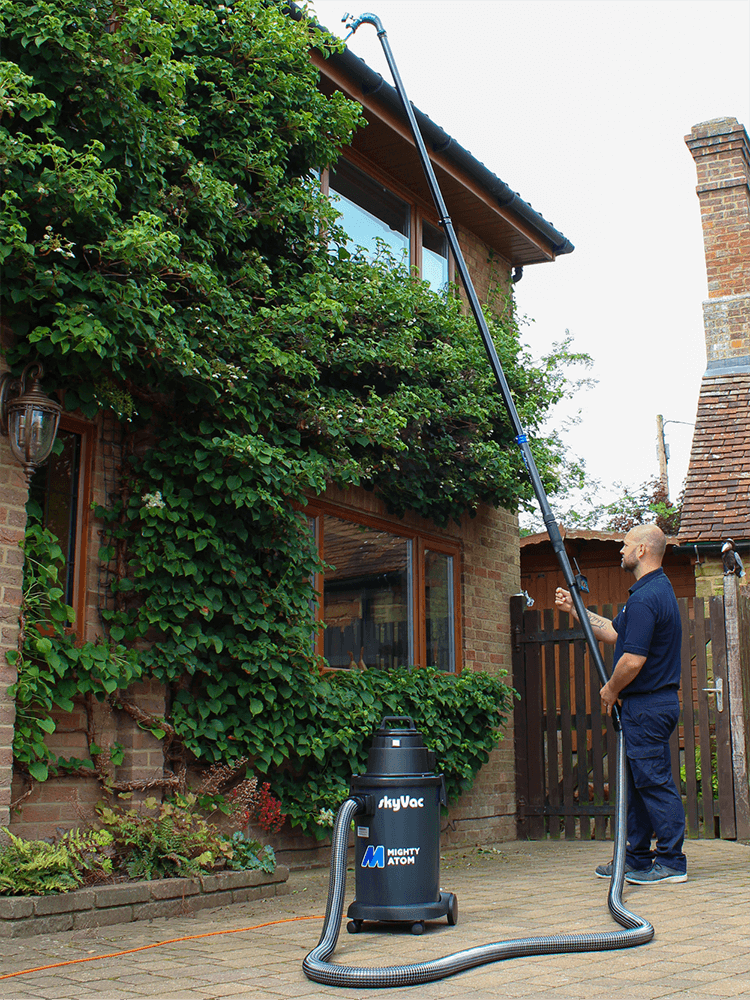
[0,866,290,938]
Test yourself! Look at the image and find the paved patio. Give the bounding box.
[0,838,748,999]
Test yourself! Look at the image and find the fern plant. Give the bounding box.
[0,828,113,896]
[96,794,233,880]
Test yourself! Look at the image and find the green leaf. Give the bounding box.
[28,761,49,782]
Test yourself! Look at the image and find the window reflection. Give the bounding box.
[329,160,410,264]
[322,515,413,670]
[28,429,82,607]
[422,220,449,292]
[425,549,454,672]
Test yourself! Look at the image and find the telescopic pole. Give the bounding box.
[345,12,618,724]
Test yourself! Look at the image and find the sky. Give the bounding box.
[309,0,750,521]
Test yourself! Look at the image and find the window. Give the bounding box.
[329,159,410,265]
[421,220,449,293]
[424,548,455,672]
[307,501,460,673]
[325,158,451,291]
[28,416,93,630]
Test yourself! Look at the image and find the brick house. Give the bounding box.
[678,117,750,592]
[0,32,574,854]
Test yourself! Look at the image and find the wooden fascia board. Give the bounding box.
[313,53,555,263]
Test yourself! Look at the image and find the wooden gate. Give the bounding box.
[511,594,739,840]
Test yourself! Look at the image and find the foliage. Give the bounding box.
[598,478,682,535]
[523,477,683,536]
[223,832,276,873]
[2,0,580,815]
[0,827,113,895]
[680,746,718,797]
[96,793,233,880]
[275,666,516,838]
[248,782,286,834]
[8,510,141,782]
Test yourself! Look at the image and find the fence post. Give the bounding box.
[724,575,750,839]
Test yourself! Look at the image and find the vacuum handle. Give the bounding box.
[379,715,416,730]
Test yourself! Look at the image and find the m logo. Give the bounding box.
[361,845,385,868]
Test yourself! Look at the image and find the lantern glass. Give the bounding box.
[7,400,61,470]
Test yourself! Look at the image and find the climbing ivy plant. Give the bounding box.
[1,0,588,831]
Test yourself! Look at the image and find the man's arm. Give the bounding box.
[600,652,647,715]
[554,588,618,645]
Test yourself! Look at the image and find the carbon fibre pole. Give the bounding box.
[345,12,618,723]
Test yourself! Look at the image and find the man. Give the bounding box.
[555,523,687,884]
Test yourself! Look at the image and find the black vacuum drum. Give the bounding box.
[347,716,457,935]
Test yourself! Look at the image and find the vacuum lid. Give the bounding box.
[365,716,436,775]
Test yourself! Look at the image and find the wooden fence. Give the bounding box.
[511,595,740,840]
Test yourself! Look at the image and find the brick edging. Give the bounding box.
[0,866,290,938]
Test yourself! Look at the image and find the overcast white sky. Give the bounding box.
[310,0,750,517]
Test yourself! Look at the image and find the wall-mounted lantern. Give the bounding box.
[0,362,62,483]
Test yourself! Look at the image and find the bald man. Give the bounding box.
[556,524,687,884]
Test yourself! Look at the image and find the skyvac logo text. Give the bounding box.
[361,846,421,868]
[377,795,424,812]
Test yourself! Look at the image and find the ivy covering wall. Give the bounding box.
[1,0,586,835]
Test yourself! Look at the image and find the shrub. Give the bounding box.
[275,665,516,838]
[96,793,232,880]
[0,827,113,896]
[223,832,276,873]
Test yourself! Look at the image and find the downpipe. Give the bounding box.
[303,730,653,988]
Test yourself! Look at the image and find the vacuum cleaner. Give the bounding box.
[303,12,655,988]
[345,716,457,937]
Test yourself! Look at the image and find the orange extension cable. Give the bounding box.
[0,914,325,981]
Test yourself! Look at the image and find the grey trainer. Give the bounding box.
[595,859,642,879]
[625,862,688,884]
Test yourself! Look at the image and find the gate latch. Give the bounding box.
[702,676,724,712]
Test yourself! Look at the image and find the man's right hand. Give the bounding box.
[555,588,573,613]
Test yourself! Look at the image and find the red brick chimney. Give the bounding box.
[678,117,750,552]
[685,117,750,367]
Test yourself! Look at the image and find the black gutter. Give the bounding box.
[673,541,750,554]
[289,4,575,258]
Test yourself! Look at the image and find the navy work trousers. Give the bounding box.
[620,690,687,874]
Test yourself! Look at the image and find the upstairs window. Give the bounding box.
[329,159,410,264]
[325,158,451,290]
[421,219,449,293]
[307,501,460,673]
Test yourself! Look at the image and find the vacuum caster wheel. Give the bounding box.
[447,893,458,926]
[347,920,363,934]
[411,921,424,935]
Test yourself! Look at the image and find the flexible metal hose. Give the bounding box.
[302,729,653,988]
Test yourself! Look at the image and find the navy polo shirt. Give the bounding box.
[612,567,681,697]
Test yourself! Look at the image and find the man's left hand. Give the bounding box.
[600,682,621,716]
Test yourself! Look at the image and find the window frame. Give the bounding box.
[305,498,462,674]
[31,414,95,636]
[322,153,453,288]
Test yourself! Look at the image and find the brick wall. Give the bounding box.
[456,224,512,314]
[444,502,519,846]
[0,360,28,828]
[8,413,168,841]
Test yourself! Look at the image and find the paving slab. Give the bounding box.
[0,839,748,998]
